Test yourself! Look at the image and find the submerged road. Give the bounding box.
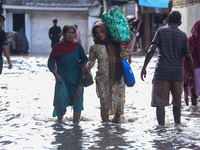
[0,55,200,150]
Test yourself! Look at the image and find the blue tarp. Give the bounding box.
[139,0,169,8]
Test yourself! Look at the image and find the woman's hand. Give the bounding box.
[82,63,91,75]
[189,77,196,90]
[128,53,132,64]
[55,74,63,83]
[52,70,62,83]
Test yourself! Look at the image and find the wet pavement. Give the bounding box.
[0,55,200,150]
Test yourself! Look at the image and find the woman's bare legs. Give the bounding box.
[57,112,81,123]
[184,84,197,106]
[184,85,189,106]
[112,112,121,123]
[101,111,109,122]
[191,87,197,106]
[73,111,81,123]
[58,117,63,123]
[191,97,197,106]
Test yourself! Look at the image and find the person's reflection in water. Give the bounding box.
[89,123,129,149]
[152,126,198,149]
[52,123,83,150]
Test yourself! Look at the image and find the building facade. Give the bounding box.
[2,0,101,54]
[172,0,200,37]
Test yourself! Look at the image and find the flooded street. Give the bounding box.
[0,55,200,150]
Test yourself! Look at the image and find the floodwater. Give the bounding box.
[0,55,200,150]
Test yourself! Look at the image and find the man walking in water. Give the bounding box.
[141,10,195,126]
[0,15,12,73]
[48,18,61,48]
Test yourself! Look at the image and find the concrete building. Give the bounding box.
[172,0,200,37]
[2,0,101,54]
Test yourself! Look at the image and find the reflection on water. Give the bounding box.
[90,123,129,149]
[52,123,83,150]
[0,55,200,149]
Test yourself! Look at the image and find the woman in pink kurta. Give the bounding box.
[74,25,82,44]
[84,22,134,123]
[184,20,200,106]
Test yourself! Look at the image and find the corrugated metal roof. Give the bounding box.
[3,0,100,7]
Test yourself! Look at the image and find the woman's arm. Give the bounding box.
[120,31,135,60]
[185,52,195,88]
[52,70,62,83]
[48,58,62,83]
[82,45,96,74]
[79,43,88,65]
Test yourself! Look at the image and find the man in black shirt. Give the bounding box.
[0,15,12,74]
[48,18,61,48]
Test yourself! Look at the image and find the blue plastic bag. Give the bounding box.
[122,60,135,87]
[53,81,69,118]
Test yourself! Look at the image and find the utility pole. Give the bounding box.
[103,0,107,12]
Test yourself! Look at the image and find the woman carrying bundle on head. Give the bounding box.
[83,22,134,123]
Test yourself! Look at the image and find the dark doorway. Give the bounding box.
[13,14,25,32]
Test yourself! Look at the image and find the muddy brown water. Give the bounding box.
[0,55,200,150]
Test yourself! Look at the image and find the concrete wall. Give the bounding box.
[173,3,200,37]
[30,10,87,54]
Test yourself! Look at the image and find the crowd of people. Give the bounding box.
[47,11,199,125]
[0,10,199,126]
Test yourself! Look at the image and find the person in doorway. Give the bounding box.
[74,24,82,44]
[83,22,134,123]
[15,28,29,54]
[0,15,12,74]
[48,24,88,123]
[140,10,195,126]
[183,19,200,106]
[48,18,61,48]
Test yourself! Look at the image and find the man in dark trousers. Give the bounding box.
[48,18,61,48]
[141,10,195,126]
[0,15,12,74]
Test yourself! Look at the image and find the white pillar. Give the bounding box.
[25,12,31,51]
[6,12,13,32]
[103,0,107,12]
